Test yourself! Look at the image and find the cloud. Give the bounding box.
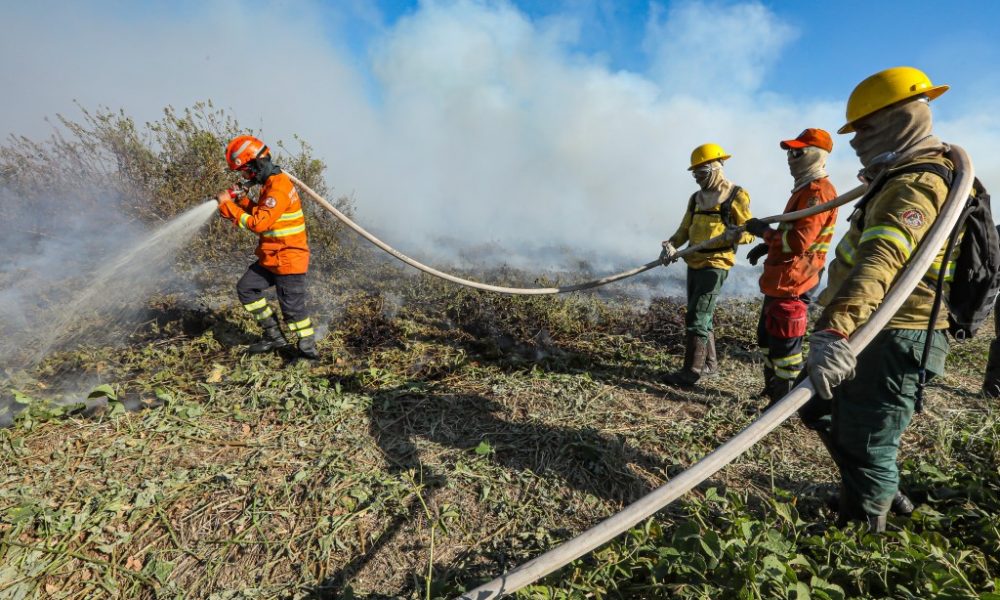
[643,0,797,97]
[2,0,998,284]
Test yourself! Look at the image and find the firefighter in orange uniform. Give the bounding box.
[744,129,838,404]
[215,135,318,359]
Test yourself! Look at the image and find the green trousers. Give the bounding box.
[685,267,728,339]
[800,329,948,517]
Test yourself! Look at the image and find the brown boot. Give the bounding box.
[702,331,719,377]
[663,333,708,387]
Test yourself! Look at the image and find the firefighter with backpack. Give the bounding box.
[660,143,755,386]
[799,66,994,531]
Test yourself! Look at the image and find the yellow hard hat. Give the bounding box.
[689,143,731,170]
[839,66,949,134]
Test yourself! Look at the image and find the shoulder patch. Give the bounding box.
[900,208,926,229]
[264,197,277,209]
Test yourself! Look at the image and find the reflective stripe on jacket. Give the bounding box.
[758,177,838,298]
[219,172,310,275]
[669,187,755,270]
[816,156,954,336]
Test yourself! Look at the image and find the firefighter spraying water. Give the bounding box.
[216,136,319,360]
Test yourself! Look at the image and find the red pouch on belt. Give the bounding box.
[765,298,808,339]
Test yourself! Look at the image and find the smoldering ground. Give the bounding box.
[0,182,217,423]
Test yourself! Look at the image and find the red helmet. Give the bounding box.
[225,135,270,171]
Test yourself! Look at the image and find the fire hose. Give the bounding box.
[285,172,866,295]
[455,145,974,599]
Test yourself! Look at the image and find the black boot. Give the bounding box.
[983,339,1000,397]
[248,317,290,353]
[297,335,319,360]
[664,333,708,387]
[826,489,914,517]
[865,513,887,533]
[764,376,795,409]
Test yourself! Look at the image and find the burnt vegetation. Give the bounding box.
[0,104,997,599]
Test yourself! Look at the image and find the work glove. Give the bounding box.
[744,218,773,237]
[659,241,679,265]
[807,329,856,400]
[722,226,742,244]
[746,242,768,266]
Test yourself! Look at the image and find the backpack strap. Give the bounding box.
[881,162,958,414]
[694,186,743,254]
[854,162,953,228]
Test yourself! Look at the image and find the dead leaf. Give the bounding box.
[206,364,225,383]
[125,555,143,571]
[44,583,59,594]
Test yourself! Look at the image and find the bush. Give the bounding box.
[0,101,353,271]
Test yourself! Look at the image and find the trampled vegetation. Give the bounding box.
[0,105,997,599]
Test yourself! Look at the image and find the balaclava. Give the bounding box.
[247,156,282,186]
[693,162,732,210]
[788,146,829,192]
[850,97,945,181]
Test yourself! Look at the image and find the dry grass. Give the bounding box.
[1,264,996,599]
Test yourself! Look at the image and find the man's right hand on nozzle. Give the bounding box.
[660,241,679,265]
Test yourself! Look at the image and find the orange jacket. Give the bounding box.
[219,172,310,275]
[758,177,838,298]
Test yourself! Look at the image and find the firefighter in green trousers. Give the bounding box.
[801,66,957,531]
[983,226,1000,397]
[661,143,755,386]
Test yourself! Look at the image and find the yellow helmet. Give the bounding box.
[839,66,949,134]
[689,143,731,170]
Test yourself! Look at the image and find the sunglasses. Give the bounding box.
[786,148,806,159]
[692,164,716,176]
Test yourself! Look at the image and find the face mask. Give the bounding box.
[244,157,282,185]
[692,162,724,190]
[849,97,933,171]
[787,146,828,191]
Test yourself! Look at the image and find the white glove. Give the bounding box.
[807,330,857,400]
[659,241,679,265]
[722,226,742,244]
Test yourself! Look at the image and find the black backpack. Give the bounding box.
[856,163,1000,340]
[858,161,1000,410]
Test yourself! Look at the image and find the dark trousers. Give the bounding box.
[799,329,948,517]
[236,262,309,323]
[685,267,728,339]
[756,297,806,388]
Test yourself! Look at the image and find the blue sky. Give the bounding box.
[325,0,1000,114]
[3,0,999,270]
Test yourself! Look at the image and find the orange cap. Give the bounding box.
[780,128,833,152]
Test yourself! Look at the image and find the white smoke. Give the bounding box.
[1,0,998,277]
